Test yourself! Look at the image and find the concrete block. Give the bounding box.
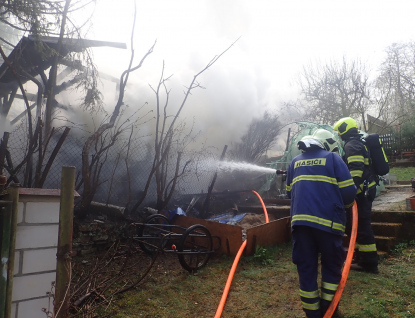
[26,201,60,223]
[14,251,20,275]
[17,202,24,224]
[11,302,16,318]
[22,248,57,274]
[15,297,52,318]
[12,272,55,302]
[16,225,59,249]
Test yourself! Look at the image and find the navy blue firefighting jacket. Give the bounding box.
[342,136,377,194]
[286,148,357,236]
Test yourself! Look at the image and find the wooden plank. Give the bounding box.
[245,217,291,256]
[172,215,243,256]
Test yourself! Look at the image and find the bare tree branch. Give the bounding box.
[80,3,155,212]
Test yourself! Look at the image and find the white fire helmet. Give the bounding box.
[297,135,324,151]
[312,129,339,152]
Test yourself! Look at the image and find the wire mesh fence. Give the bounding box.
[5,121,412,212]
[3,124,222,211]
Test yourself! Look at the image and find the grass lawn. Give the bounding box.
[389,166,415,181]
[72,242,415,318]
[70,166,415,318]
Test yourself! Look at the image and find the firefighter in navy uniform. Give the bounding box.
[286,130,356,318]
[333,117,379,274]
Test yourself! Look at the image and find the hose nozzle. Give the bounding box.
[276,169,287,175]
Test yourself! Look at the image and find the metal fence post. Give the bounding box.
[54,166,75,318]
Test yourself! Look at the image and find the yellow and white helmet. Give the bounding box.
[312,129,338,152]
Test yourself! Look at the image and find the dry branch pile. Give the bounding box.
[69,237,157,317]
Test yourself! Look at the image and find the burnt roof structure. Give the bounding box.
[0,35,126,85]
[0,35,126,119]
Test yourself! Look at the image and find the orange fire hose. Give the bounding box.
[213,190,269,318]
[252,190,269,223]
[323,201,358,318]
[214,239,247,318]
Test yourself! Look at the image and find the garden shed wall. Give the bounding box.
[10,188,77,318]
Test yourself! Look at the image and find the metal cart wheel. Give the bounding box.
[178,224,213,272]
[138,214,170,255]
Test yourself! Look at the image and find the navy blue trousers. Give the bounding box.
[345,187,378,268]
[292,226,345,318]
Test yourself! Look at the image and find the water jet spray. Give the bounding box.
[217,161,276,174]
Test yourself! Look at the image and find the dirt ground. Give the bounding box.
[237,213,278,229]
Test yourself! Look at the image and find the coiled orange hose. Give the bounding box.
[323,201,358,318]
[213,190,269,318]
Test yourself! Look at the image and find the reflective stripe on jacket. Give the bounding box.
[286,148,357,235]
[343,136,376,194]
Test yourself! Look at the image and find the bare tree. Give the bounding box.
[375,42,415,126]
[0,0,77,187]
[299,57,372,129]
[129,40,238,212]
[44,0,72,138]
[229,111,282,163]
[79,3,156,213]
[0,0,109,190]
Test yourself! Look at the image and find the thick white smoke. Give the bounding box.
[86,0,294,155]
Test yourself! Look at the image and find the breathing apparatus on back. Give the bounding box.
[333,117,389,177]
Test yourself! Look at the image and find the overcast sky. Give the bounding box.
[84,0,415,154]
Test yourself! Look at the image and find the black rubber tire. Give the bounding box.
[138,214,170,255]
[178,224,213,272]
